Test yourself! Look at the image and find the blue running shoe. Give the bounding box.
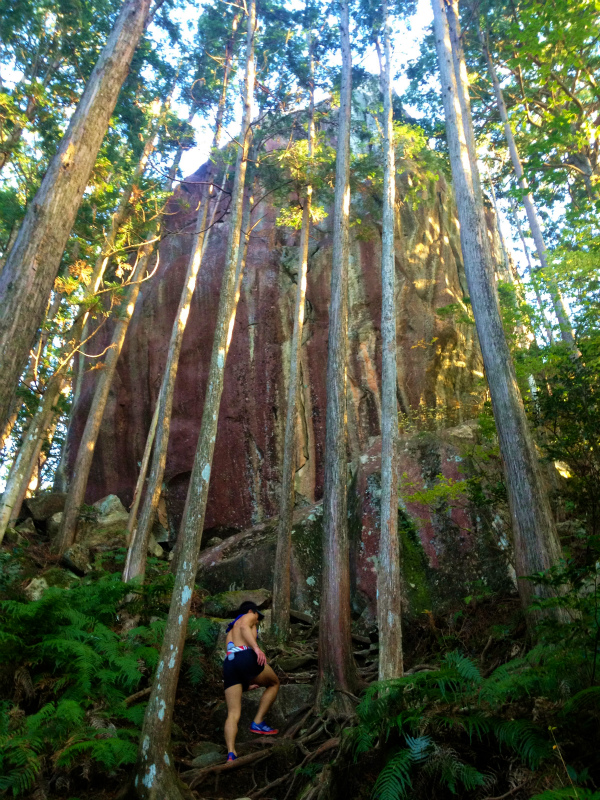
[227,752,237,762]
[250,721,279,735]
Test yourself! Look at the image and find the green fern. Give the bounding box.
[372,748,413,800]
[531,790,600,799]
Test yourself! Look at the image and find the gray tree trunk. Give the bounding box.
[272,32,315,641]
[0,0,152,434]
[134,3,256,795]
[476,23,578,353]
[123,31,237,583]
[317,0,358,706]
[377,0,404,682]
[431,0,564,618]
[509,196,554,346]
[122,190,212,582]
[0,374,66,542]
[54,238,156,556]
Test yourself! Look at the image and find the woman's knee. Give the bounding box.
[226,708,241,724]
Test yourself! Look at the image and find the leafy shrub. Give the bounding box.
[351,559,600,800]
[0,571,216,796]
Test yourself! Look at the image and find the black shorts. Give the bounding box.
[223,649,264,691]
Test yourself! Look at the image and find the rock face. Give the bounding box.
[67,106,512,612]
[68,139,494,539]
[197,428,513,619]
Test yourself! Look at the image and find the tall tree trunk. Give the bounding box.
[0,375,66,542]
[476,22,578,353]
[134,4,256,795]
[509,196,554,346]
[122,187,213,582]
[377,0,404,682]
[0,226,19,275]
[54,238,156,556]
[431,0,564,619]
[123,28,237,583]
[272,31,315,641]
[0,0,152,434]
[317,0,358,706]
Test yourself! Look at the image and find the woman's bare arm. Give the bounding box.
[239,619,266,665]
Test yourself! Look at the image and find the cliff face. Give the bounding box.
[67,147,490,542]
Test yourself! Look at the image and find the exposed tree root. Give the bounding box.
[180,748,272,789]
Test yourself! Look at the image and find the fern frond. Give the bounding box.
[373,749,413,800]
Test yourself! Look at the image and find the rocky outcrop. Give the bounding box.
[197,427,513,620]
[68,130,498,541]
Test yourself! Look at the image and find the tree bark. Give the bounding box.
[123,28,237,583]
[272,31,315,641]
[431,0,564,619]
[0,0,152,434]
[0,374,66,543]
[476,21,578,353]
[377,0,404,682]
[134,3,256,795]
[317,0,358,705]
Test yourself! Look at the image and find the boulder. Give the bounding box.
[205,536,224,549]
[67,123,500,544]
[47,512,62,538]
[203,588,271,618]
[191,751,223,768]
[212,683,315,743]
[277,654,316,672]
[190,741,225,758]
[198,507,323,617]
[16,518,36,535]
[26,492,66,522]
[25,577,49,601]
[42,567,79,588]
[62,543,92,574]
[4,528,25,547]
[72,494,129,551]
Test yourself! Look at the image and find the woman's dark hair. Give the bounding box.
[236,600,264,619]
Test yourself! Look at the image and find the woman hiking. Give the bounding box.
[223,600,280,761]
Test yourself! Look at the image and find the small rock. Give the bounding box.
[62,543,92,574]
[204,588,271,618]
[79,494,129,547]
[191,751,223,768]
[48,512,62,538]
[26,492,66,521]
[290,608,313,625]
[42,567,79,588]
[205,536,224,549]
[147,532,164,559]
[4,528,25,546]
[152,520,169,543]
[190,741,225,758]
[25,577,49,601]
[16,518,36,535]
[278,654,316,671]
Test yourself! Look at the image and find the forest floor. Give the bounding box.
[1,522,529,800]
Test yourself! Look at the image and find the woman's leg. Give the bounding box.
[252,664,280,725]
[224,683,243,754]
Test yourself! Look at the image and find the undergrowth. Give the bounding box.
[0,562,216,797]
[350,549,600,800]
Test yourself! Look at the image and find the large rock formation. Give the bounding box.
[68,156,490,518]
[67,105,512,609]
